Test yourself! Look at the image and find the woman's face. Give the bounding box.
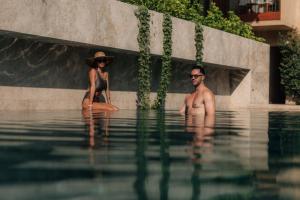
[97,60,106,69]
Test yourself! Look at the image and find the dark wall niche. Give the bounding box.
[0,34,247,96]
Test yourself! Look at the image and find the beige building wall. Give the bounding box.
[250,0,300,31]
[281,0,300,30]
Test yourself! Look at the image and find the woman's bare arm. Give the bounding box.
[105,72,111,104]
[89,69,96,106]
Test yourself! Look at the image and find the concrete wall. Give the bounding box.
[0,35,232,110]
[0,0,270,110]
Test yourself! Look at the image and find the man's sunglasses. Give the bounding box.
[189,74,203,79]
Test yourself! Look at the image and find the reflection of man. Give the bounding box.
[185,113,215,142]
[185,114,215,161]
[180,66,215,116]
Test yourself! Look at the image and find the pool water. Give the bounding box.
[0,110,299,200]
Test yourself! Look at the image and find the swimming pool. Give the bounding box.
[0,110,299,200]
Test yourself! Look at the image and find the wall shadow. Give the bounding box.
[0,34,89,89]
[269,46,285,104]
[230,68,250,94]
[0,34,249,96]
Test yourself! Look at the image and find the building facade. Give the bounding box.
[214,0,300,104]
[214,0,300,45]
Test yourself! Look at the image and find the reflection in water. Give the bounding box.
[184,114,215,200]
[82,109,110,148]
[185,114,215,150]
[268,112,300,200]
[0,110,299,199]
[157,111,170,200]
[134,111,149,200]
[82,109,111,165]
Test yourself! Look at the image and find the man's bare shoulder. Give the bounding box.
[184,92,193,100]
[203,87,215,99]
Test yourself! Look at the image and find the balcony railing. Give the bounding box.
[238,0,280,22]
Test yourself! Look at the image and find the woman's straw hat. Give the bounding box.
[86,51,113,67]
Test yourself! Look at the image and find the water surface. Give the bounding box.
[0,110,299,200]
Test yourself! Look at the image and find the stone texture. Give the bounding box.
[0,86,233,111]
[0,86,85,110]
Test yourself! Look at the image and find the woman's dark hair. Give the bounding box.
[85,60,108,71]
[192,66,206,75]
[85,59,98,69]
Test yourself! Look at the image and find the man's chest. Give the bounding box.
[187,93,204,108]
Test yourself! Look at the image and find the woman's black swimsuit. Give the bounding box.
[83,71,107,102]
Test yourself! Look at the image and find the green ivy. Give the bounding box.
[134,5,199,110]
[120,0,203,22]
[279,30,300,104]
[152,14,173,110]
[201,2,223,29]
[135,6,151,109]
[195,22,204,67]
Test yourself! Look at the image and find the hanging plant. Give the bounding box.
[135,6,151,109]
[195,22,204,67]
[153,14,173,110]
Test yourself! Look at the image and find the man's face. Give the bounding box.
[190,69,204,87]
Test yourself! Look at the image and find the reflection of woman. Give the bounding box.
[82,109,111,148]
[82,51,118,111]
[82,110,111,165]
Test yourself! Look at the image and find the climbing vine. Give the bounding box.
[153,14,173,109]
[195,22,204,67]
[135,6,151,109]
[134,6,202,109]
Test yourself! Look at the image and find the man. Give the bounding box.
[180,66,215,117]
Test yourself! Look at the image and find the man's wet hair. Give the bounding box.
[192,66,206,75]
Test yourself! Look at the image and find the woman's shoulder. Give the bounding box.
[89,68,97,73]
[89,67,97,72]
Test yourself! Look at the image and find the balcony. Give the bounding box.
[238,0,280,22]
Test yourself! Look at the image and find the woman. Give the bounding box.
[82,51,118,111]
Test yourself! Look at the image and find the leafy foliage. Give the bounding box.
[152,14,173,109]
[121,0,204,22]
[135,6,151,109]
[195,22,204,67]
[201,2,223,29]
[120,0,264,42]
[202,3,264,42]
[279,30,300,104]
